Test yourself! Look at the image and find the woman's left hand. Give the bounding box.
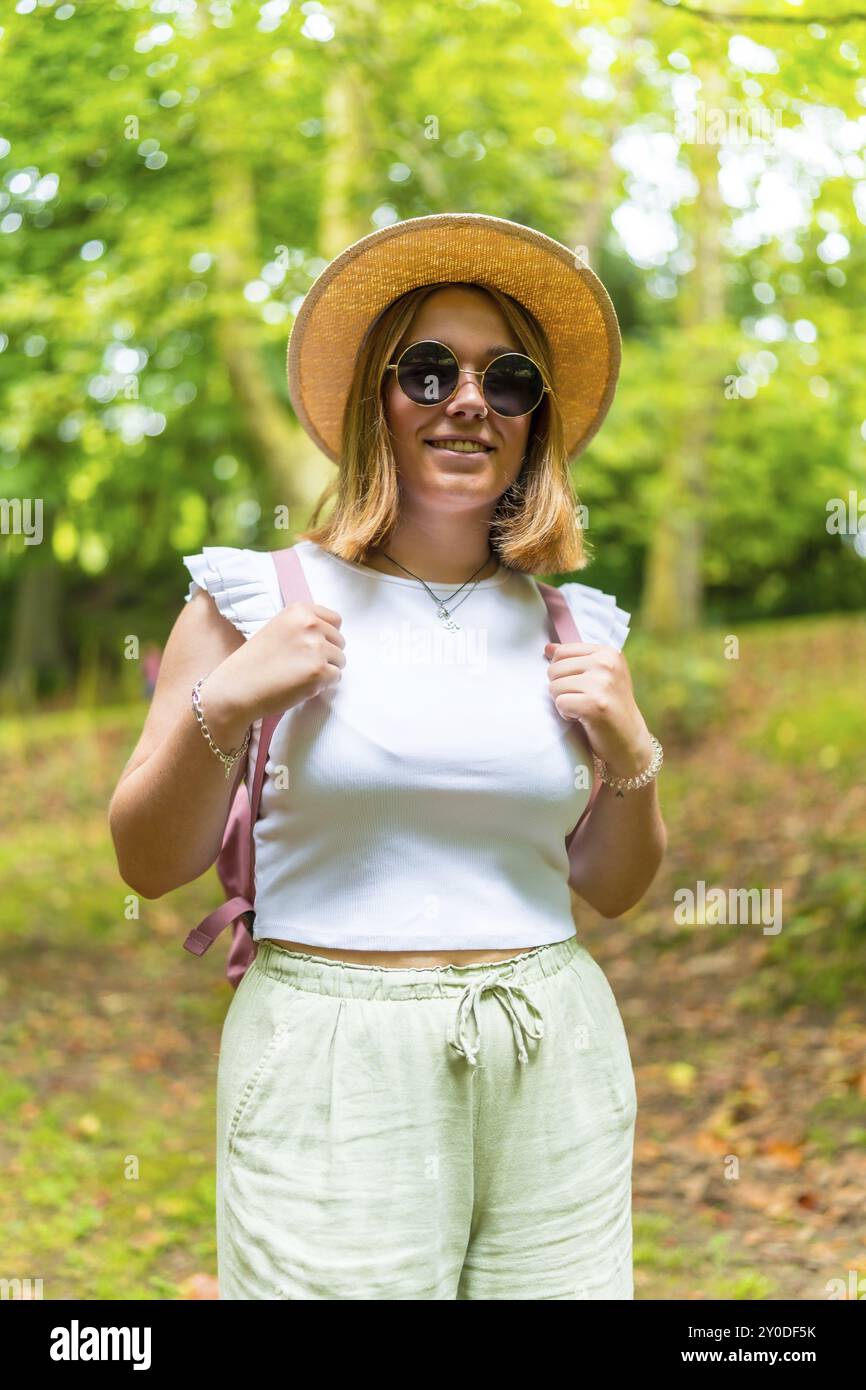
[544,640,653,778]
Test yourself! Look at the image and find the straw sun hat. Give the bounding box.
[286,211,622,465]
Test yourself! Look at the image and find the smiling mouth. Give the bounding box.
[424,439,495,455]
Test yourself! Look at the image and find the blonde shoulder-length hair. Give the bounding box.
[296,280,592,577]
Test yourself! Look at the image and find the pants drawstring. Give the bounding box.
[448,967,545,1067]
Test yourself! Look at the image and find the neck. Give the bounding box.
[364,520,499,585]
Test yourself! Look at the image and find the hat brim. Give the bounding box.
[287,212,621,464]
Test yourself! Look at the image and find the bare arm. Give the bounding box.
[107,590,252,899]
[567,734,667,918]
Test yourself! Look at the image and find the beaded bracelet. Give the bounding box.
[592,733,664,797]
[191,676,251,780]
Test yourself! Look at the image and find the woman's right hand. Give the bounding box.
[197,602,346,736]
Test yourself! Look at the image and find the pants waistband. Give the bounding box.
[252,935,583,1068]
[253,935,580,1001]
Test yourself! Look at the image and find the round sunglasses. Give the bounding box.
[385,339,551,418]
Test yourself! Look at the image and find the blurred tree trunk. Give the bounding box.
[198,4,379,526]
[320,61,376,260]
[2,510,67,707]
[308,5,381,511]
[205,144,312,526]
[567,0,649,267]
[642,59,727,636]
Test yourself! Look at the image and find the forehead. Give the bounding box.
[398,285,520,355]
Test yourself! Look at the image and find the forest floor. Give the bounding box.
[1,610,864,1300]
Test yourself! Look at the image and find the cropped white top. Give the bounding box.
[183,540,630,951]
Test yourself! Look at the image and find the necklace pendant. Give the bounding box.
[437,604,460,631]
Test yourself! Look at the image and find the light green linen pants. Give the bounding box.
[215,935,637,1300]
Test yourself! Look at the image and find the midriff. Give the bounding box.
[257,937,538,968]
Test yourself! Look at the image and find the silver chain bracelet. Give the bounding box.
[191,676,251,780]
[592,733,664,797]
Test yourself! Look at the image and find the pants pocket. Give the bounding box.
[226,1018,292,1155]
[216,964,294,1157]
[567,949,637,1120]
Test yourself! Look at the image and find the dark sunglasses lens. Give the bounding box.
[396,342,458,404]
[484,354,545,416]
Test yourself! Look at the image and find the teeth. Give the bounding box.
[427,440,490,453]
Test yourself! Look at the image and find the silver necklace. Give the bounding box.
[379,549,497,631]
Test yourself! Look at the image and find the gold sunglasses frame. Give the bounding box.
[384,338,552,418]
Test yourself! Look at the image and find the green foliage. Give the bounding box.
[626,629,732,743]
[0,0,863,694]
[766,862,866,1010]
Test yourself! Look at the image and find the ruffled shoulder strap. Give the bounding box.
[557,581,631,651]
[182,546,283,640]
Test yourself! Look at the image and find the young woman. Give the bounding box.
[109,214,666,1300]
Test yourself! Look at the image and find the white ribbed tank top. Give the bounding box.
[183,540,630,951]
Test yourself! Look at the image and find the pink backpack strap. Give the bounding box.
[535,579,603,844]
[184,895,256,957]
[535,579,579,646]
[244,547,315,898]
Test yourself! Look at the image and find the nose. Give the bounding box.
[445,371,488,418]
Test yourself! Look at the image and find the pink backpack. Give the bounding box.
[183,544,601,988]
